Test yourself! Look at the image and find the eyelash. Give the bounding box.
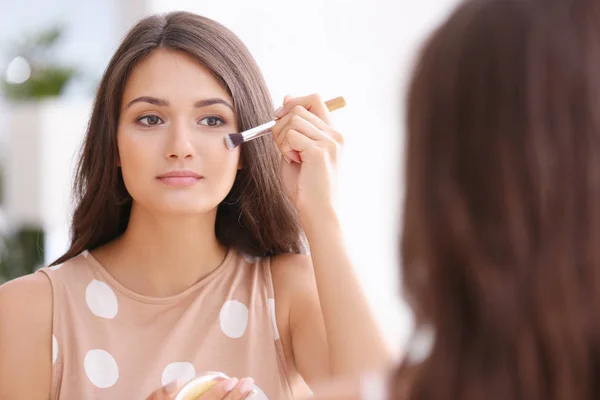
[135,115,226,127]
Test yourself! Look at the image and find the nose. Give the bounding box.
[165,120,195,160]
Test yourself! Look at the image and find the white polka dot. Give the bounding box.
[161,362,196,387]
[84,349,119,388]
[219,300,248,338]
[52,335,58,365]
[86,279,118,319]
[268,298,280,341]
[252,385,268,400]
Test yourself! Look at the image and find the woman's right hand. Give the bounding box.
[146,377,257,400]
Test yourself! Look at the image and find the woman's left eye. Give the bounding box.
[199,116,225,127]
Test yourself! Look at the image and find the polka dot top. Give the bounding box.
[37,248,294,399]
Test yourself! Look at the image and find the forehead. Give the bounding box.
[121,48,232,104]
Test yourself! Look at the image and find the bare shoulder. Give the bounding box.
[270,253,330,388]
[0,273,53,399]
[271,252,313,268]
[270,253,315,289]
[0,271,52,311]
[0,272,53,331]
[270,254,318,317]
[270,253,315,324]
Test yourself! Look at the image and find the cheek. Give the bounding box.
[118,138,138,169]
[117,132,157,189]
[200,134,241,178]
[205,152,240,185]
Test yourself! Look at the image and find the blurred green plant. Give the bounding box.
[0,25,68,281]
[0,164,3,205]
[2,24,79,100]
[0,227,45,284]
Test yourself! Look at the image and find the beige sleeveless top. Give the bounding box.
[37,248,295,400]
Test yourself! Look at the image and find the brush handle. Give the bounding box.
[238,96,346,144]
[240,120,277,141]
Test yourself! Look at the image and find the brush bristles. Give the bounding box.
[225,133,244,150]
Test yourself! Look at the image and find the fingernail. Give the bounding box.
[274,106,284,118]
[165,379,181,393]
[225,377,238,392]
[239,377,255,394]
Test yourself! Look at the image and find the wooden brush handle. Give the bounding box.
[325,96,346,112]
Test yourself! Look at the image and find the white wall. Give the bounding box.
[147,0,458,352]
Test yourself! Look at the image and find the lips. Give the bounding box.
[157,170,203,187]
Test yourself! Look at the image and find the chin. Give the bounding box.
[133,197,222,217]
[131,187,231,217]
[158,201,219,216]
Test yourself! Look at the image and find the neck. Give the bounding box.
[95,203,228,298]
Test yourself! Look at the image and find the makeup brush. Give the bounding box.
[224,96,346,150]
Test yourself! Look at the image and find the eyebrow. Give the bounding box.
[125,96,234,111]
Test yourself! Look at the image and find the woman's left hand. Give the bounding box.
[271,94,344,226]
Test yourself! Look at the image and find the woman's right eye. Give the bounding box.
[136,115,164,126]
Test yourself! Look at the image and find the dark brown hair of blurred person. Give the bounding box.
[397,0,600,399]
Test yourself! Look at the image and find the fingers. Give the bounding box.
[276,93,331,124]
[274,106,334,141]
[274,95,344,146]
[272,110,320,163]
[274,121,341,165]
[146,376,257,400]
[275,115,324,157]
[194,376,255,400]
[221,377,256,399]
[146,379,183,400]
[195,377,238,399]
[271,99,343,164]
[282,130,316,160]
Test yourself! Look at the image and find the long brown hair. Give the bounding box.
[52,12,303,265]
[398,0,600,398]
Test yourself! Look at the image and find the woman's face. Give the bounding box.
[118,48,241,216]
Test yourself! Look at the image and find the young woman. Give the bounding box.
[313,0,600,399]
[0,12,388,400]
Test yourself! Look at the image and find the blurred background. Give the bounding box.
[0,0,457,354]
